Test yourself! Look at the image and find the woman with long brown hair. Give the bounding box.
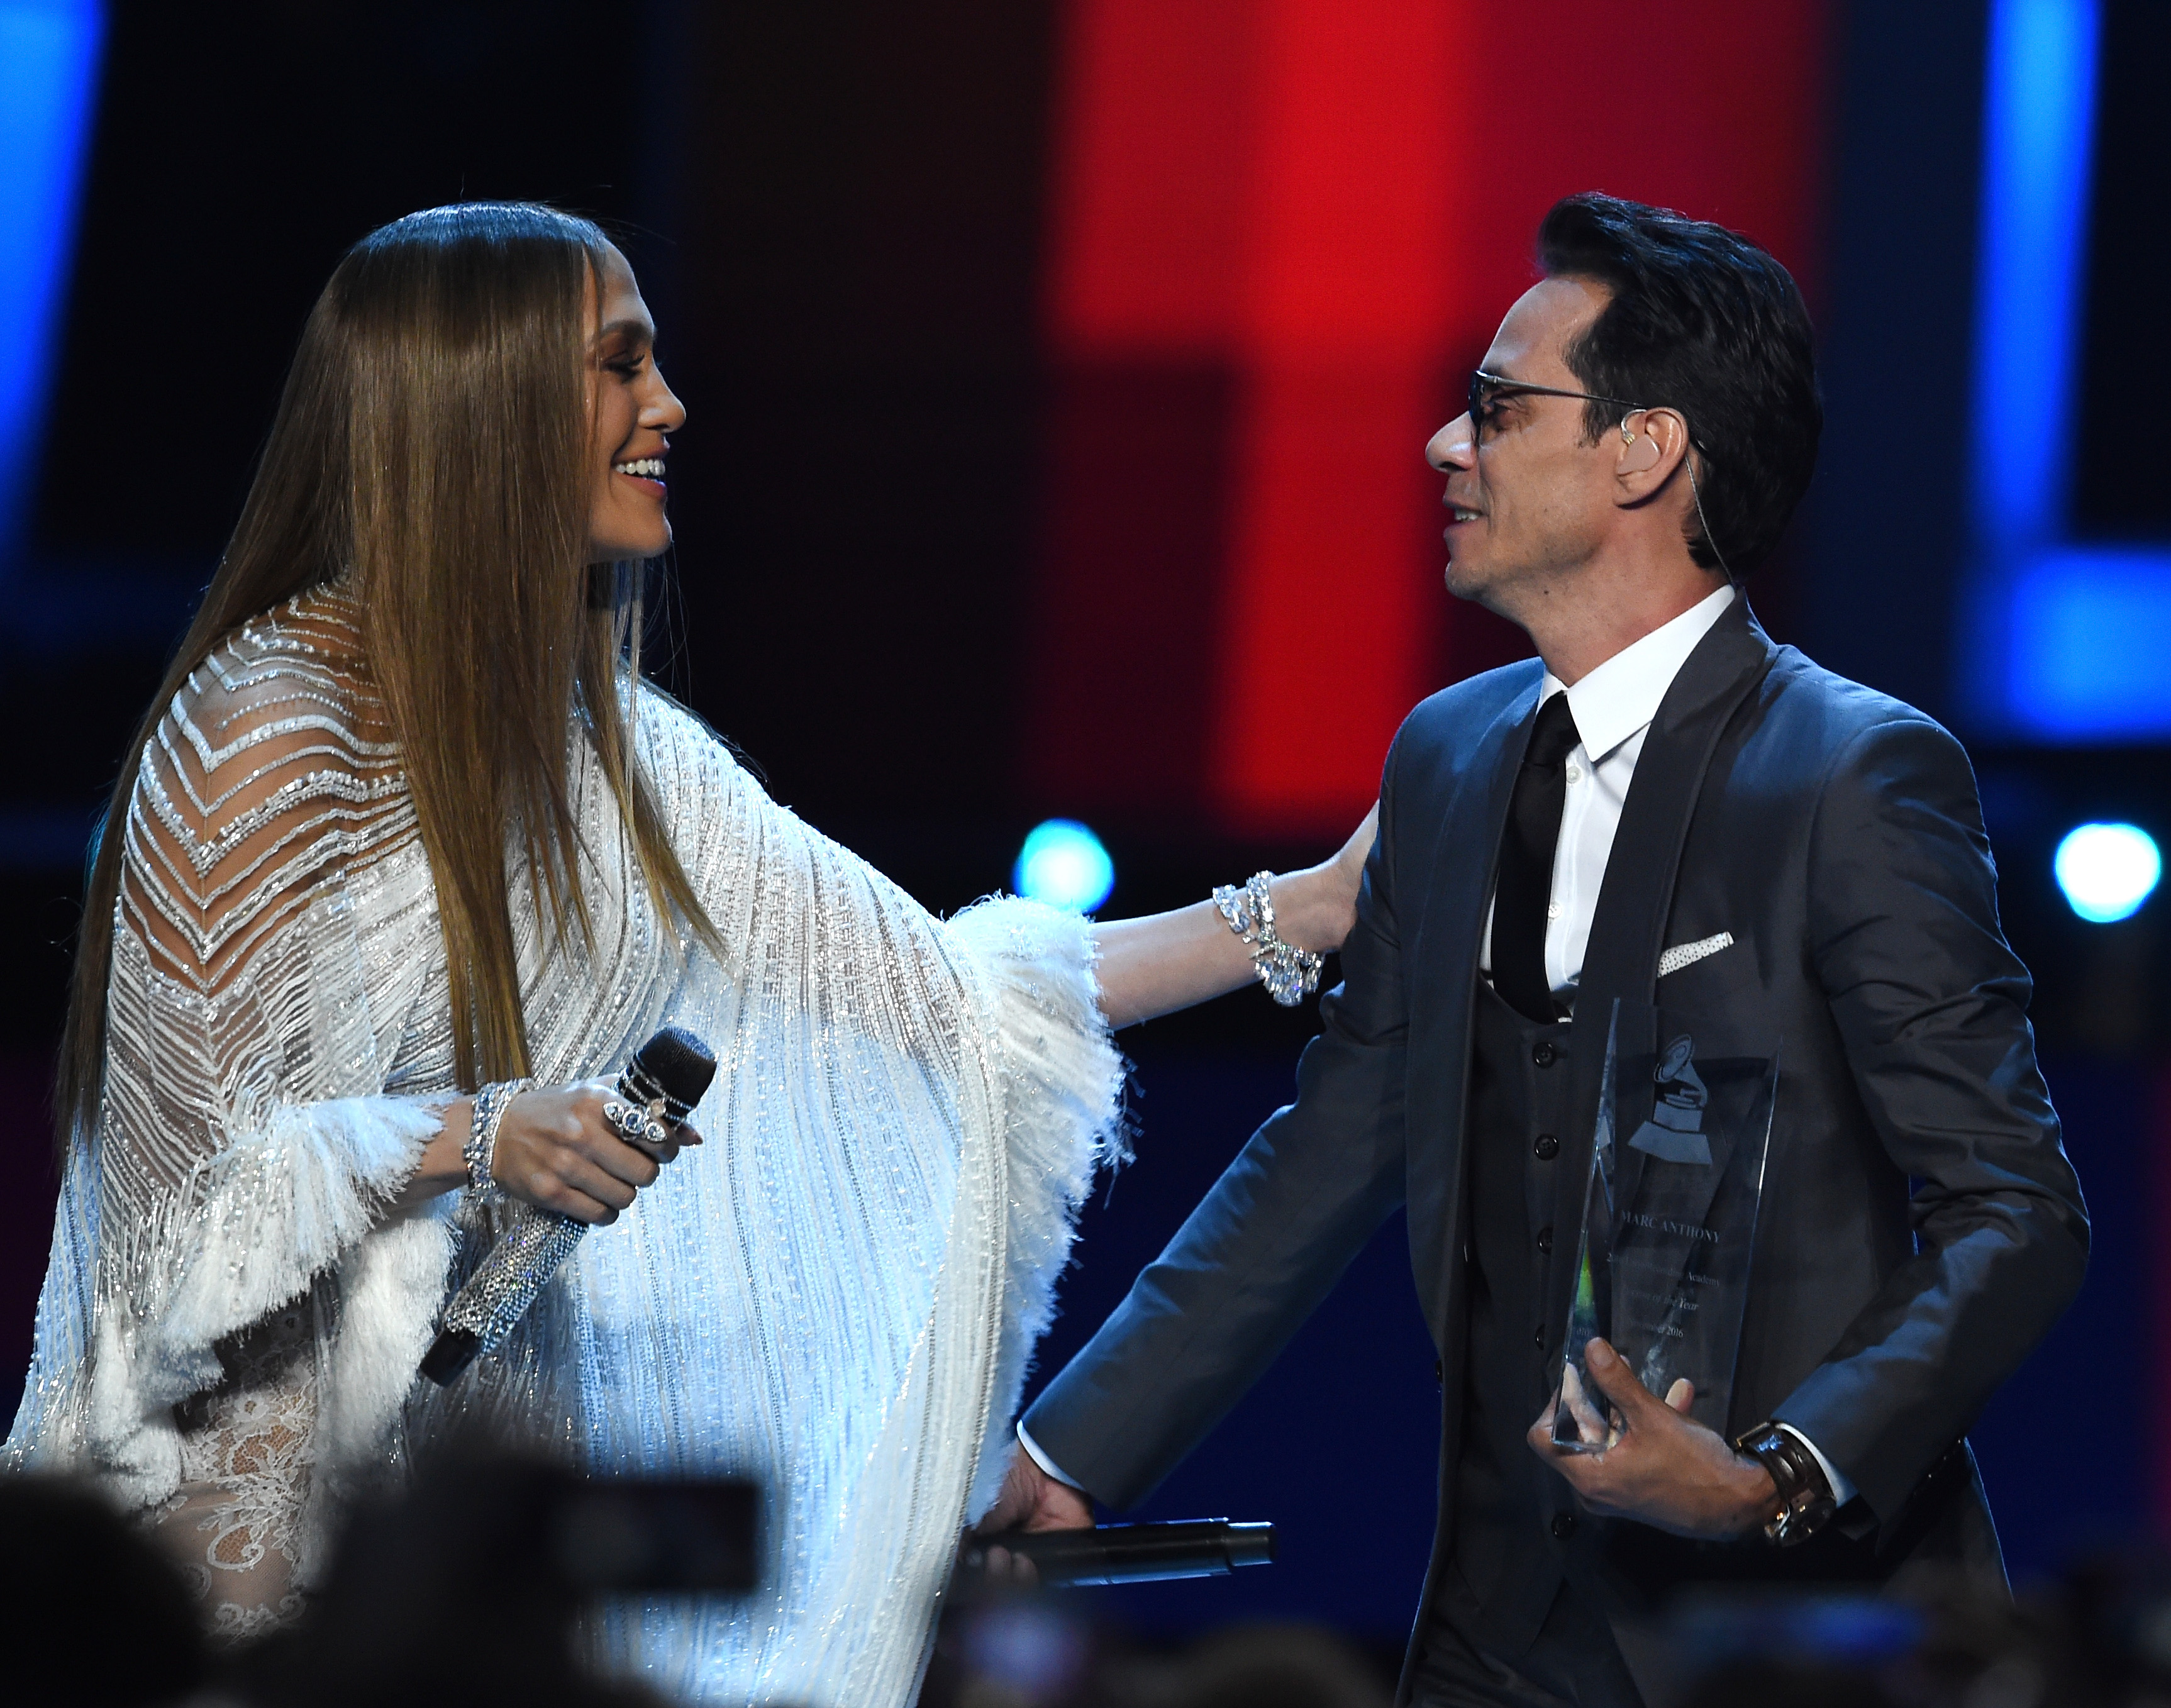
[5,203,1369,1699]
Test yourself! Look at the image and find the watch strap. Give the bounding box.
[1731,1421,1838,1547]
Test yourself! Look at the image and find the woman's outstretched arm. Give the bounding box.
[1093,806,1377,1029]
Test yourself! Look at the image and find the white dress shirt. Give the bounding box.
[1020,582,1856,1506]
[1479,582,1735,1001]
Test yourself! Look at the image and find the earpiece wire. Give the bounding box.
[1624,412,1735,585]
[1681,445,1735,585]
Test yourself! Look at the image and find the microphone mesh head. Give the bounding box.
[624,1025,717,1124]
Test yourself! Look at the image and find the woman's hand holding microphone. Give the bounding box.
[486,1082,697,1223]
[398,1082,698,1217]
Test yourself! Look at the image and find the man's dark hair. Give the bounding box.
[1538,192,1820,577]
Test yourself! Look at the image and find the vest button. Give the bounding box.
[1532,1041,1557,1068]
[1531,1325,1545,1349]
[1552,1512,1577,1539]
[1433,1358,1444,1390]
[1536,1225,1553,1254]
[1533,1133,1560,1161]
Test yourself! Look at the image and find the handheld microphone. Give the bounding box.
[964,1519,1274,1587]
[421,1026,717,1386]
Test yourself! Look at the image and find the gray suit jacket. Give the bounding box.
[1024,599,2086,1658]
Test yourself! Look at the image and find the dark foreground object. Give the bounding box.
[0,1477,205,1706]
[967,1519,1275,1586]
[227,1458,755,1708]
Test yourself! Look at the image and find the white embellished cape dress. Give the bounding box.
[4,587,1124,1705]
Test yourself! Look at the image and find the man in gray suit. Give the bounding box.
[984,193,2087,1705]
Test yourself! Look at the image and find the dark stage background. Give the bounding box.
[1,0,2165,1651]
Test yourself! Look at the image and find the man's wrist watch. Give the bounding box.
[1731,1422,1838,1546]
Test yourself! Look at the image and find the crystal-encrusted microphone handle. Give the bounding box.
[440,1205,587,1354]
[421,1026,715,1385]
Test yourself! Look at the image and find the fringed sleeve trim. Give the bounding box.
[83,1095,453,1504]
[159,1095,448,1363]
[944,897,1125,1521]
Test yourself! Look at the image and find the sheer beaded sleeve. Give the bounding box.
[43,589,451,1633]
[617,697,1123,1682]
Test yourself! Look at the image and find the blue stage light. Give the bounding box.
[1965,0,2171,741]
[1972,0,2098,548]
[1013,819,1114,913]
[0,1,106,565]
[2053,822,2160,923]
[2006,552,2171,737]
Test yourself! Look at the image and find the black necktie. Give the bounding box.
[1492,692,1581,1023]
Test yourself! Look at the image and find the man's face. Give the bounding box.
[1426,276,1619,616]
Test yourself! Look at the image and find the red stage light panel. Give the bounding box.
[1030,0,1830,836]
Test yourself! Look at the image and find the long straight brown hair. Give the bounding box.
[60,202,718,1145]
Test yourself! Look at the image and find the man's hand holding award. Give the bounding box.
[1529,999,1787,1539]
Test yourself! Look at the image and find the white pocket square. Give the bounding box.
[1657,931,1735,978]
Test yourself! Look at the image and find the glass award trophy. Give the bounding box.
[1552,998,1780,1451]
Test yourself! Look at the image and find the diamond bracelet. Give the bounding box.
[464,1078,535,1194]
[1212,870,1325,1007]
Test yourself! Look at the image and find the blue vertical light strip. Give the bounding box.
[1967,0,2171,741]
[1970,0,2098,546]
[0,1,106,572]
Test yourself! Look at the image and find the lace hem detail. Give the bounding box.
[157,1300,319,1639]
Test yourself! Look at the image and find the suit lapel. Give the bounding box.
[1544,599,1778,1327]
[1405,670,1540,1346]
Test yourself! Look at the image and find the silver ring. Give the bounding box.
[604,1099,670,1147]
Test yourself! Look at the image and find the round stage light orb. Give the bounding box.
[2053,822,2161,923]
[1013,819,1115,913]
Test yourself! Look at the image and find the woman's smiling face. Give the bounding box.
[584,243,686,563]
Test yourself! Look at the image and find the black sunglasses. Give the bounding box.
[1467,369,1645,436]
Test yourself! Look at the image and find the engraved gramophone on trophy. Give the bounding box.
[1552,1000,1782,1451]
